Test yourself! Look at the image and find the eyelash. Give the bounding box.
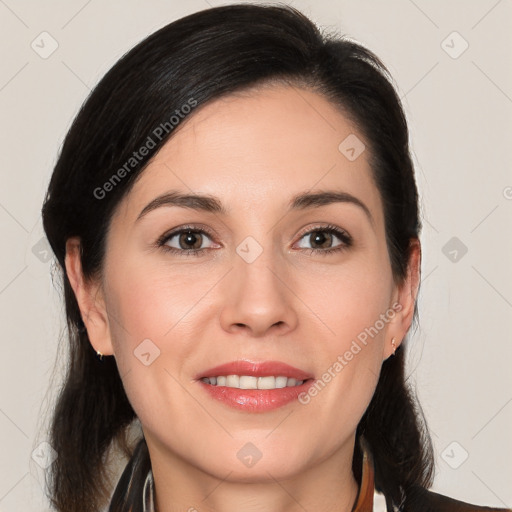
[155,223,353,257]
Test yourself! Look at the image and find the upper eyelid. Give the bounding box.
[159,224,216,242]
[296,224,350,238]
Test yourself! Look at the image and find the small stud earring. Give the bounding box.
[391,337,397,356]
[96,351,104,361]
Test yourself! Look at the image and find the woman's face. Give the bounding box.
[69,83,417,484]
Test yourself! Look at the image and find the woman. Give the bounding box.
[40,4,510,512]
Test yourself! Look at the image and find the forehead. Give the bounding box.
[114,83,383,227]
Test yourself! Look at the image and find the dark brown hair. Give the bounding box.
[41,3,434,511]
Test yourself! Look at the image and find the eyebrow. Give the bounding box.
[136,189,374,225]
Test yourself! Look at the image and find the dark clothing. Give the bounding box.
[110,437,511,511]
[353,437,511,512]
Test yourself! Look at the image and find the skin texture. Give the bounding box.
[65,83,420,512]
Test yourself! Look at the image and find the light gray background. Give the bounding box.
[0,0,511,510]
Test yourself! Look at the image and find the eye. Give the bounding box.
[157,225,218,257]
[156,223,352,257]
[295,224,352,255]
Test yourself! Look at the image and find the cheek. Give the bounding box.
[103,258,223,415]
[291,253,393,429]
[103,265,208,439]
[296,247,394,346]
[107,262,209,346]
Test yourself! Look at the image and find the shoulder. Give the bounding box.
[404,486,511,512]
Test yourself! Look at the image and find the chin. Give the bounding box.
[205,458,307,484]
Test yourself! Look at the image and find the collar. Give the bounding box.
[142,437,376,512]
[351,436,375,512]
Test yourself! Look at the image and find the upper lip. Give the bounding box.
[196,360,314,380]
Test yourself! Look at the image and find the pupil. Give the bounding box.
[181,231,200,249]
[312,231,330,248]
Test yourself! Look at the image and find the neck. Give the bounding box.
[146,434,360,512]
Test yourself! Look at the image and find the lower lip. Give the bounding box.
[198,379,315,412]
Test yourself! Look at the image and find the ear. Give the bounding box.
[383,238,421,360]
[64,237,114,356]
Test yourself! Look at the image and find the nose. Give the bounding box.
[219,247,298,338]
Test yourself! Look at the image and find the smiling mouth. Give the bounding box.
[196,360,315,411]
[200,375,310,389]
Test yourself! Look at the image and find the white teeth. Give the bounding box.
[239,376,258,389]
[226,375,239,388]
[275,376,288,388]
[258,376,276,389]
[202,374,305,389]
